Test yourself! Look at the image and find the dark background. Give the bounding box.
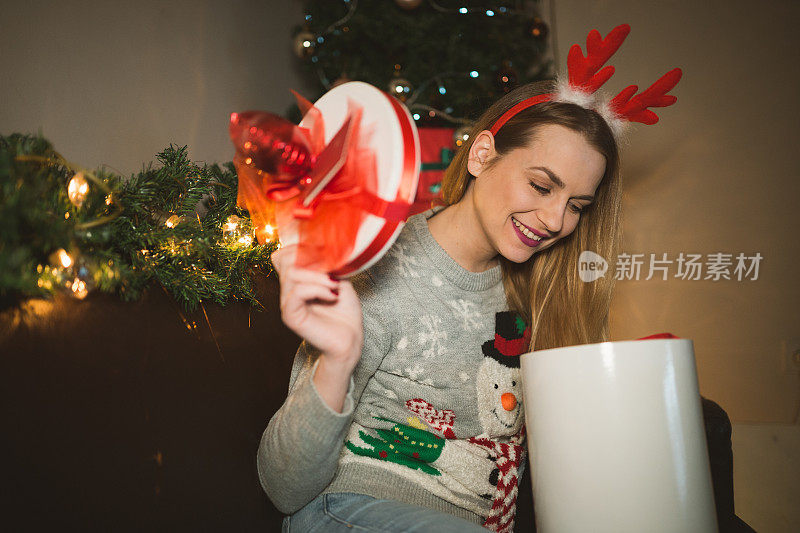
[1,277,298,531]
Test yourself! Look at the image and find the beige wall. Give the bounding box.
[2,1,798,424]
[0,0,316,175]
[732,424,800,531]
[550,0,800,424]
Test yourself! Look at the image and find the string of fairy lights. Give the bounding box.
[42,167,277,301]
[0,137,277,310]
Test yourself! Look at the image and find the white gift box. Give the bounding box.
[520,338,718,532]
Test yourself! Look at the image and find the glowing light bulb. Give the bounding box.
[67,172,90,207]
[165,215,181,228]
[254,223,276,244]
[57,249,73,269]
[223,215,241,236]
[70,278,88,299]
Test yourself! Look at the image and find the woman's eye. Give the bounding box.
[530,180,584,213]
[530,182,549,194]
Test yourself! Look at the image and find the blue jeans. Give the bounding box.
[282,491,489,532]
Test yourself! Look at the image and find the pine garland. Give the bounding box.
[0,133,276,311]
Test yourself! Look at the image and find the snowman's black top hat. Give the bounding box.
[481,311,531,369]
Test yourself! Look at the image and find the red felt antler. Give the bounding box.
[567,23,631,93]
[608,68,682,125]
[489,23,682,136]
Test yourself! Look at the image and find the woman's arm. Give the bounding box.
[256,272,393,515]
[256,341,357,514]
[313,351,360,414]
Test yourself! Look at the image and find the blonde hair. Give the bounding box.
[440,80,623,351]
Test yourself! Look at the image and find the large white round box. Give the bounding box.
[520,338,718,532]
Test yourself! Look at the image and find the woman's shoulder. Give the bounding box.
[354,211,429,283]
[348,211,430,305]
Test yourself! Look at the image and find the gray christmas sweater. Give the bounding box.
[257,206,531,532]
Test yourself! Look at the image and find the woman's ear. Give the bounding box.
[466,130,496,178]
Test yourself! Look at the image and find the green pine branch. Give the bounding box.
[0,133,275,311]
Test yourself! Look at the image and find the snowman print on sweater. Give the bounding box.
[344,311,530,533]
[468,310,530,533]
[475,311,528,437]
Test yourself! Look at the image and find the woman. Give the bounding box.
[259,76,622,533]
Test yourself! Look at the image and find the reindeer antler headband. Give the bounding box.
[489,24,682,139]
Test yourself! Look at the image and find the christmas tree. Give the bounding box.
[292,0,552,129]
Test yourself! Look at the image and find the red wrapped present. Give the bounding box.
[408,127,454,216]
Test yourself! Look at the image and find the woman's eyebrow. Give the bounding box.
[526,166,595,201]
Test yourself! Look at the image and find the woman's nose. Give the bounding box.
[537,200,565,235]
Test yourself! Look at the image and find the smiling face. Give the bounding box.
[467,124,607,263]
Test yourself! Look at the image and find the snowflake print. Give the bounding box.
[418,315,447,358]
[397,336,408,350]
[447,299,482,331]
[431,275,443,287]
[389,240,421,278]
[459,372,470,382]
[404,363,424,380]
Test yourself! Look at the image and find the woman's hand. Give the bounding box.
[270,244,364,368]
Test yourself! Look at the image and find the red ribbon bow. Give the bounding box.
[230,92,404,272]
